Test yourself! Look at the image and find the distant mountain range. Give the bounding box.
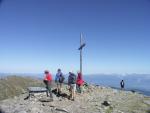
[84,74,150,96]
[0,73,150,96]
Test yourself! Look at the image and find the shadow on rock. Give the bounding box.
[52,89,69,99]
[39,98,53,102]
[24,96,30,100]
[0,108,5,113]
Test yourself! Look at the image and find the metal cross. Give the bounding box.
[78,33,86,75]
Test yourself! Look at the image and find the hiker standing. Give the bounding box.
[55,69,65,95]
[76,72,84,93]
[68,71,77,101]
[120,80,125,90]
[43,70,53,99]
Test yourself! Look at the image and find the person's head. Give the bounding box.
[58,68,61,72]
[69,70,73,75]
[77,71,80,74]
[44,70,49,74]
[77,71,81,74]
[69,72,72,75]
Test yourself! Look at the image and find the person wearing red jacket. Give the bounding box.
[43,70,53,99]
[76,72,84,93]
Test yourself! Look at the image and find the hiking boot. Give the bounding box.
[58,91,62,95]
[71,98,75,101]
[68,96,71,100]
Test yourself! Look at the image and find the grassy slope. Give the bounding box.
[0,76,44,100]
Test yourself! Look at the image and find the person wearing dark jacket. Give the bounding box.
[120,80,125,90]
[68,71,76,101]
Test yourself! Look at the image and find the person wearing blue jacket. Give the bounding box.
[55,69,65,95]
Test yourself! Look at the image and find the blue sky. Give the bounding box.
[0,0,150,74]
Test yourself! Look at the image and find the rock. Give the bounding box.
[55,108,69,113]
[42,103,46,106]
[131,90,136,93]
[112,89,118,94]
[102,101,110,106]
[143,100,150,105]
[18,111,27,113]
[14,96,17,99]
[0,84,150,113]
[29,107,43,113]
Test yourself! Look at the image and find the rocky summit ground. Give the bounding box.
[0,84,150,113]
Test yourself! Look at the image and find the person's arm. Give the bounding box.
[55,74,57,82]
[44,75,48,81]
[75,75,77,83]
[68,76,70,85]
[50,73,53,81]
[61,73,64,78]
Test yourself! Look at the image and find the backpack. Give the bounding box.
[121,81,124,86]
[69,74,76,84]
[59,74,65,83]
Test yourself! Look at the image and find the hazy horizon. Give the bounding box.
[0,72,150,76]
[1,72,150,96]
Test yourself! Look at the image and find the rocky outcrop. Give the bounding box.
[0,85,150,113]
